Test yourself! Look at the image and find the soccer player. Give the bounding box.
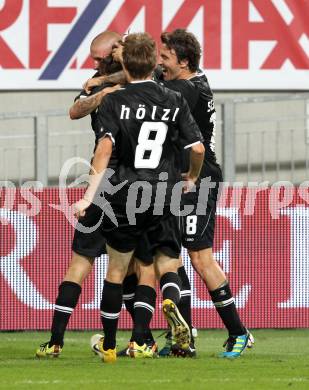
[36,31,124,358]
[74,32,205,363]
[103,29,254,358]
[156,29,254,358]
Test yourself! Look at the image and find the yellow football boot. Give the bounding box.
[36,342,62,358]
[90,334,116,363]
[128,341,158,358]
[162,299,191,350]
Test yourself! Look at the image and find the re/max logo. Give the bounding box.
[0,0,308,80]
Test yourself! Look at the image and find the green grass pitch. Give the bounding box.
[0,330,308,390]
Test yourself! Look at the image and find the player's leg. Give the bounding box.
[189,247,253,357]
[177,259,193,335]
[131,235,157,346]
[183,180,253,358]
[135,259,156,345]
[117,232,157,358]
[122,260,138,323]
[99,244,133,362]
[51,252,94,345]
[128,258,158,358]
[36,204,105,358]
[159,256,196,357]
[189,247,244,330]
[93,241,156,359]
[93,258,138,359]
[36,252,94,358]
[155,251,191,350]
[146,209,190,350]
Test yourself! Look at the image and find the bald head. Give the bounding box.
[90,31,121,70]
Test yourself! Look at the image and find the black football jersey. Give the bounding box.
[159,73,216,157]
[154,69,221,181]
[97,80,203,201]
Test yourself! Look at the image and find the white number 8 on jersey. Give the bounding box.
[134,121,168,169]
[186,215,197,235]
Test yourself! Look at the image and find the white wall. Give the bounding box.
[0,91,308,185]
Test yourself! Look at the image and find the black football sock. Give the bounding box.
[160,272,181,304]
[131,285,156,346]
[177,266,193,332]
[209,281,246,336]
[122,273,138,322]
[50,281,81,347]
[100,280,123,350]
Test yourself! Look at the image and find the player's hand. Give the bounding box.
[83,77,105,94]
[73,198,91,219]
[112,42,124,63]
[182,172,198,193]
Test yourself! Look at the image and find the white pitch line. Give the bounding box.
[10,377,308,386]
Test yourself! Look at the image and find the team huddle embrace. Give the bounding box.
[36,29,254,362]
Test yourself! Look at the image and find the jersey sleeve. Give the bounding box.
[96,95,119,144]
[177,95,204,149]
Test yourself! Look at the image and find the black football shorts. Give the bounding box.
[72,203,107,257]
[181,164,222,251]
[103,204,181,262]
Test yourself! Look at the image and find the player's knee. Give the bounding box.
[63,266,88,285]
[106,246,134,282]
[106,266,128,284]
[188,250,199,264]
[63,256,93,285]
[69,253,94,271]
[138,265,156,288]
[189,248,214,272]
[155,256,179,278]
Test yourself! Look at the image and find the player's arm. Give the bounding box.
[85,93,119,201]
[83,71,126,94]
[84,136,113,201]
[69,85,120,120]
[73,136,113,218]
[103,71,126,85]
[186,143,205,181]
[177,96,204,187]
[182,143,205,192]
[69,89,106,119]
[73,95,118,218]
[82,75,105,92]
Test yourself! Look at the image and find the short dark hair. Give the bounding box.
[123,33,157,79]
[161,29,201,72]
